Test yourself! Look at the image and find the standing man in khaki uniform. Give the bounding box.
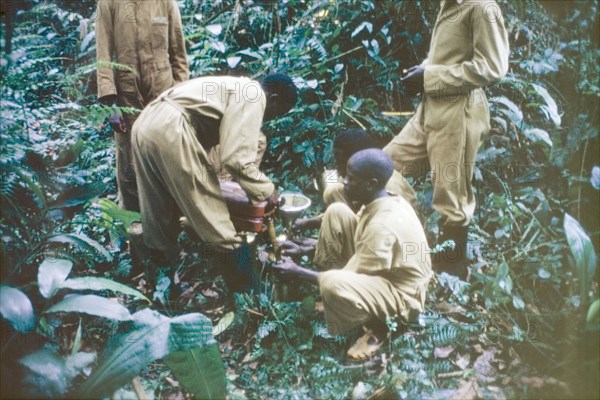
[132,74,298,292]
[384,0,509,278]
[96,0,189,212]
[273,149,432,360]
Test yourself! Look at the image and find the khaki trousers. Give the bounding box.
[313,203,358,270]
[313,203,411,335]
[383,89,490,226]
[319,270,409,335]
[132,101,241,252]
[114,93,143,212]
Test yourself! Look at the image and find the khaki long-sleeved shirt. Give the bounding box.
[154,76,274,202]
[423,0,509,96]
[207,131,267,181]
[96,0,189,103]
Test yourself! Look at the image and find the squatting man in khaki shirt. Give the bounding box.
[272,149,432,360]
[132,74,298,293]
[385,0,509,278]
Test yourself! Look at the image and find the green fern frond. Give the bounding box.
[307,36,328,60]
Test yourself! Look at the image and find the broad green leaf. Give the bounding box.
[212,311,235,336]
[55,139,85,167]
[532,83,561,127]
[0,285,35,332]
[227,56,241,69]
[591,166,600,190]
[523,128,553,147]
[96,198,141,231]
[538,268,551,279]
[19,347,72,398]
[492,96,523,126]
[45,294,132,321]
[61,277,150,303]
[80,31,95,52]
[19,346,96,399]
[351,21,373,38]
[205,24,222,36]
[512,296,525,310]
[78,309,215,398]
[586,299,600,324]
[48,182,105,209]
[564,214,598,300]
[38,258,73,298]
[47,232,112,262]
[165,343,227,400]
[72,319,83,355]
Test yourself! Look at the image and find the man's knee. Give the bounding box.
[319,270,354,299]
[319,270,341,297]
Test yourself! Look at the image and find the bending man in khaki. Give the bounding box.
[96,0,189,211]
[273,149,432,360]
[132,74,298,292]
[384,0,509,278]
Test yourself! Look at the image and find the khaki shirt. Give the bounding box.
[343,196,432,310]
[207,131,267,181]
[96,0,189,102]
[406,0,509,167]
[155,76,274,202]
[423,0,509,95]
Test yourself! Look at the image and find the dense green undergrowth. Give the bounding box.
[1,0,599,399]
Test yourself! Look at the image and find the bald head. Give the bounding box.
[347,149,394,190]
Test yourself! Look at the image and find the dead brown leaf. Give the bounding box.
[201,288,219,298]
[455,353,471,370]
[434,345,456,359]
[450,379,479,400]
[220,339,233,353]
[473,348,498,383]
[164,376,180,388]
[165,390,185,400]
[242,352,253,364]
[508,347,522,368]
[315,301,324,313]
[179,282,201,300]
[435,302,466,314]
[520,376,569,391]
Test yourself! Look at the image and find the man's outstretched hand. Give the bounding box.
[271,257,301,281]
[280,237,317,259]
[401,65,425,96]
[266,190,281,209]
[271,256,319,283]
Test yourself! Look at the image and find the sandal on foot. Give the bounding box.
[346,328,386,361]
